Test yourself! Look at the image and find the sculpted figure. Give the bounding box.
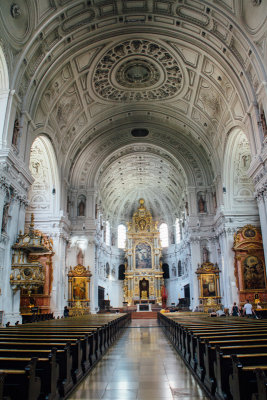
[1,202,10,233]
[198,195,206,213]
[12,119,20,147]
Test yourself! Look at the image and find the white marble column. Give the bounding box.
[90,240,98,313]
[0,90,19,148]
[217,228,238,308]
[2,197,21,325]
[255,189,267,269]
[0,184,7,230]
[50,234,68,318]
[189,237,201,310]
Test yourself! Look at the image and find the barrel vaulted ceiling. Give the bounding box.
[1,0,266,223]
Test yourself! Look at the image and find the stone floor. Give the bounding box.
[68,319,209,400]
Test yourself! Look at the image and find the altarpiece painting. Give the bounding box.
[68,264,92,315]
[233,225,267,306]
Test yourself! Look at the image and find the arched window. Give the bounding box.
[175,218,181,244]
[160,223,168,247]
[118,224,126,249]
[105,221,111,246]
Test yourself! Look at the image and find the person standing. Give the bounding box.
[64,306,69,317]
[231,302,239,316]
[243,299,255,318]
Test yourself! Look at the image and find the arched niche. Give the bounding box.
[26,135,60,224]
[223,129,258,214]
[77,194,86,217]
[0,45,9,147]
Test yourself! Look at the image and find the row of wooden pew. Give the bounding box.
[0,313,130,400]
[158,312,267,400]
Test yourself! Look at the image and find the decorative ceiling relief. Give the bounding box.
[61,9,95,33]
[53,84,82,130]
[92,144,188,221]
[28,139,50,212]
[172,45,199,68]
[241,0,267,34]
[0,0,33,45]
[196,79,225,124]
[43,64,73,107]
[176,5,210,28]
[91,39,184,102]
[74,47,102,73]
[202,58,234,102]
[233,135,255,201]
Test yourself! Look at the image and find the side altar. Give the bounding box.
[123,199,164,305]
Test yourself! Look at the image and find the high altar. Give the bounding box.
[123,199,164,305]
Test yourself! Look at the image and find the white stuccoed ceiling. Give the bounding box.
[1,0,266,223]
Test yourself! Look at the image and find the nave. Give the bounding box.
[68,319,208,400]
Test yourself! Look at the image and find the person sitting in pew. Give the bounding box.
[210,309,217,317]
[216,307,226,317]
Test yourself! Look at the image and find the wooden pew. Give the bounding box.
[0,326,102,358]
[0,331,92,374]
[252,368,267,400]
[0,352,59,400]
[213,346,267,399]
[229,355,267,400]
[0,336,83,384]
[195,332,267,382]
[0,314,129,398]
[0,358,41,400]
[0,348,72,399]
[0,342,73,397]
[158,313,267,400]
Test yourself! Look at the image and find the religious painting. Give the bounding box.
[72,277,87,300]
[135,242,152,268]
[233,225,267,305]
[201,274,216,297]
[243,255,266,290]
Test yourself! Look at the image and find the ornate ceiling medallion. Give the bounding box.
[115,58,160,88]
[92,39,184,102]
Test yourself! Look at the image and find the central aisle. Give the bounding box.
[68,319,209,400]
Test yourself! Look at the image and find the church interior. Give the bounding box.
[0,0,267,399]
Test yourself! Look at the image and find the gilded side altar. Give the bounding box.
[123,199,164,305]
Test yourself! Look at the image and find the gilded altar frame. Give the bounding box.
[233,225,267,306]
[123,199,164,305]
[196,262,221,312]
[68,264,92,315]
